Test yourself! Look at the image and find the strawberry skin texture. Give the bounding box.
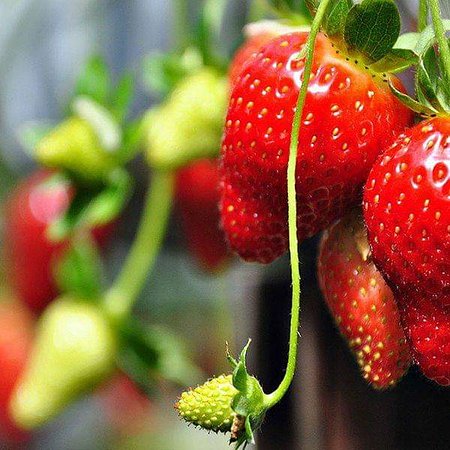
[364,117,450,385]
[229,33,277,87]
[176,159,229,272]
[318,213,411,388]
[0,300,34,443]
[220,32,413,264]
[3,170,114,313]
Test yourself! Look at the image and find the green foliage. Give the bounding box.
[55,235,103,299]
[75,56,112,106]
[344,0,400,63]
[322,0,352,37]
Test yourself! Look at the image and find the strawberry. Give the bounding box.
[318,212,411,388]
[3,170,114,312]
[229,32,277,87]
[175,159,229,272]
[220,31,413,264]
[363,117,450,385]
[0,299,34,443]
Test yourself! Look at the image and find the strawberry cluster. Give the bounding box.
[217,0,450,392]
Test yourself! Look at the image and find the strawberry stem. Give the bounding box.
[418,0,428,32]
[263,0,332,410]
[429,0,450,89]
[104,171,174,322]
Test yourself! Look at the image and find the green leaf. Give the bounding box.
[305,0,320,15]
[394,32,420,53]
[17,121,54,156]
[369,48,418,73]
[47,168,132,241]
[110,72,134,122]
[344,0,401,63]
[117,320,202,390]
[74,55,111,106]
[414,20,450,56]
[54,235,103,299]
[388,79,438,117]
[323,0,352,38]
[142,49,203,97]
[82,168,132,227]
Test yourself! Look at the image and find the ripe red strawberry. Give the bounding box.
[318,212,411,388]
[3,170,114,312]
[220,31,413,263]
[0,299,34,443]
[229,32,277,87]
[363,117,450,385]
[175,159,229,272]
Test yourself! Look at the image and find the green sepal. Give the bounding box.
[117,319,202,393]
[47,168,132,241]
[344,0,400,64]
[54,234,104,300]
[142,48,203,98]
[227,341,267,448]
[322,0,352,38]
[388,79,438,117]
[74,55,111,107]
[369,48,418,74]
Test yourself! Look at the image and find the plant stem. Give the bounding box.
[418,0,428,32]
[104,171,174,322]
[429,0,450,88]
[263,0,331,409]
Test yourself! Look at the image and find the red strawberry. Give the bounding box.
[220,31,413,264]
[363,117,450,385]
[318,212,411,388]
[175,159,229,272]
[0,299,34,443]
[3,170,114,312]
[229,32,277,87]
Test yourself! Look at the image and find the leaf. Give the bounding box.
[323,0,352,38]
[117,321,202,389]
[47,168,132,240]
[388,79,438,117]
[54,235,103,299]
[414,20,450,56]
[369,48,418,73]
[142,49,203,97]
[110,72,134,123]
[344,0,401,63]
[82,168,132,227]
[74,55,111,106]
[394,32,420,53]
[305,0,320,15]
[17,121,54,156]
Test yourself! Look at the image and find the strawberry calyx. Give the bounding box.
[274,0,418,76]
[388,12,450,118]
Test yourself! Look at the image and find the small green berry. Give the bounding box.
[175,374,238,433]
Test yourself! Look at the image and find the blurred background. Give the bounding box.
[1,1,450,450]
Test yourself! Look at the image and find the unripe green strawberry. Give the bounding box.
[146,69,228,170]
[36,116,118,183]
[175,374,238,433]
[10,296,116,429]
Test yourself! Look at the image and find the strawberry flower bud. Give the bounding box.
[146,68,228,170]
[175,374,238,433]
[10,296,116,429]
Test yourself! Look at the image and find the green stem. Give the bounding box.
[429,0,450,88]
[418,0,428,32]
[263,0,331,409]
[104,171,174,322]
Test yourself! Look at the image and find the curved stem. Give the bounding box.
[418,0,428,32]
[429,0,450,87]
[104,171,174,322]
[263,0,332,409]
